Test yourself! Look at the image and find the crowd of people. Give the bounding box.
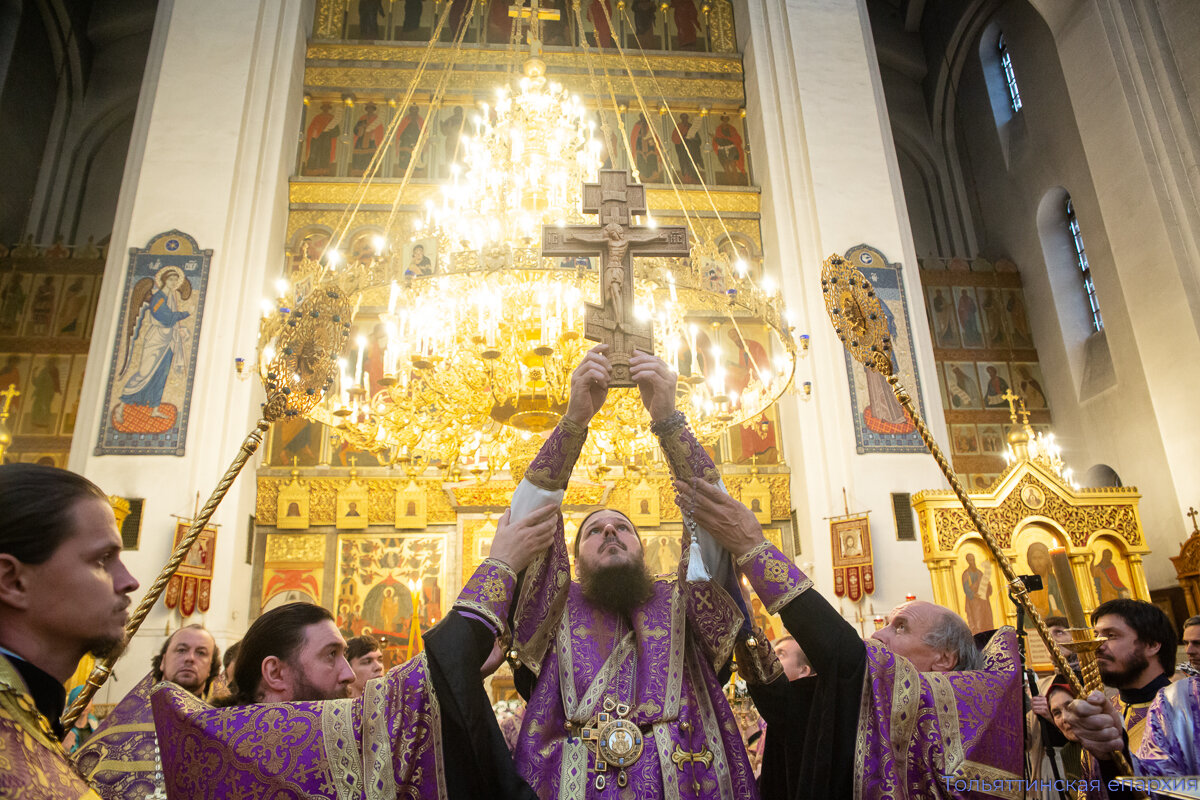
[0,346,1197,799]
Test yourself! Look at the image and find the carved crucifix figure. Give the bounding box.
[542,170,689,386]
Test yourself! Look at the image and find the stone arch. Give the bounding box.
[58,99,138,241]
[1082,463,1122,488]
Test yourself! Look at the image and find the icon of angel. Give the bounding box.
[112,266,192,427]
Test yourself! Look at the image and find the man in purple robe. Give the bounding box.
[147,509,556,799]
[498,345,768,798]
[73,624,221,798]
[679,476,1025,799]
[1135,676,1200,789]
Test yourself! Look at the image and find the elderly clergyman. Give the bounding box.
[678,475,1021,800]
[74,624,221,798]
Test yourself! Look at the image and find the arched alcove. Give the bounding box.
[1082,464,1121,488]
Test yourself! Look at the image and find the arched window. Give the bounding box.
[1066,197,1103,332]
[997,33,1022,112]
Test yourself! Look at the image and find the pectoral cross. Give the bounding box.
[541,170,689,386]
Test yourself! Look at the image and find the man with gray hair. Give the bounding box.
[680,476,1021,798]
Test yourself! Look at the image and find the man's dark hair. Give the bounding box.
[221,603,334,706]
[223,639,241,672]
[1092,598,1176,675]
[345,634,380,663]
[0,464,107,564]
[151,624,221,696]
[1184,615,1200,630]
[573,508,640,558]
[1045,616,1069,629]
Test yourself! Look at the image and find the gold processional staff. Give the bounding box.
[60,285,353,729]
[820,253,1138,782]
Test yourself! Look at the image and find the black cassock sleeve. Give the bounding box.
[749,587,867,800]
[422,611,538,800]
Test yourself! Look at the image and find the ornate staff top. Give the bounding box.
[821,254,894,377]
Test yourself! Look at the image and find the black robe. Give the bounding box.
[748,585,867,799]
[422,611,539,800]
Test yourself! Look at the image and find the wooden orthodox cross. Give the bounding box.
[541,170,689,386]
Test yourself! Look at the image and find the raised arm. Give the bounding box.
[680,478,866,677]
[506,347,612,674]
[631,351,728,586]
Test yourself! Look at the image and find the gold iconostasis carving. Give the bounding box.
[913,456,1150,671]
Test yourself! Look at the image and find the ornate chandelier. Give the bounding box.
[260,45,798,477]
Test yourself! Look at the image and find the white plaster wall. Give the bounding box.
[68,0,313,703]
[872,0,1197,590]
[736,0,951,623]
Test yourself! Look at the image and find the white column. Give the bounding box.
[736,0,950,611]
[69,0,314,702]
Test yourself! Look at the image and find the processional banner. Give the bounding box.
[839,244,927,453]
[164,521,216,617]
[95,230,211,455]
[830,513,875,601]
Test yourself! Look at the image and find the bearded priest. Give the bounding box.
[470,345,773,799]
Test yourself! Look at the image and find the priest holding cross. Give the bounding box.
[541,169,689,387]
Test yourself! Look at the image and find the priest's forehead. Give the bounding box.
[580,508,639,535]
[886,600,942,627]
[574,508,641,553]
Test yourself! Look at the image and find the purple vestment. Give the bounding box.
[72,673,164,798]
[738,542,1025,799]
[1136,676,1200,780]
[151,558,519,799]
[481,417,759,799]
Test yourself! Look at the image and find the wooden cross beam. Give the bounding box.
[542,170,689,386]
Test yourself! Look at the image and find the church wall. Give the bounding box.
[0,8,59,243]
[68,0,314,703]
[940,0,1197,589]
[736,0,951,619]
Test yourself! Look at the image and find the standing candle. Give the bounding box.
[1049,548,1087,628]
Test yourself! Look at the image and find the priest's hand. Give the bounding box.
[673,476,765,558]
[631,350,677,422]
[1062,691,1126,759]
[489,504,558,573]
[564,345,612,427]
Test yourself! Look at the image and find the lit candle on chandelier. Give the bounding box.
[354,335,366,387]
[905,593,916,602]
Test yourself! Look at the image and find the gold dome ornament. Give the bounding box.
[820,254,893,376]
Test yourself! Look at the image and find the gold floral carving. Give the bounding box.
[258,476,456,527]
[915,471,1144,555]
[289,182,442,207]
[313,0,347,39]
[709,1,737,54]
[265,533,326,563]
[304,67,746,104]
[289,182,760,216]
[257,479,280,522]
[305,44,744,76]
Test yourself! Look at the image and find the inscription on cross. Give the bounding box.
[542,170,689,386]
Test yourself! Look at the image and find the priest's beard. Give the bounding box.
[290,665,351,702]
[1098,648,1150,688]
[578,559,655,617]
[86,635,126,662]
